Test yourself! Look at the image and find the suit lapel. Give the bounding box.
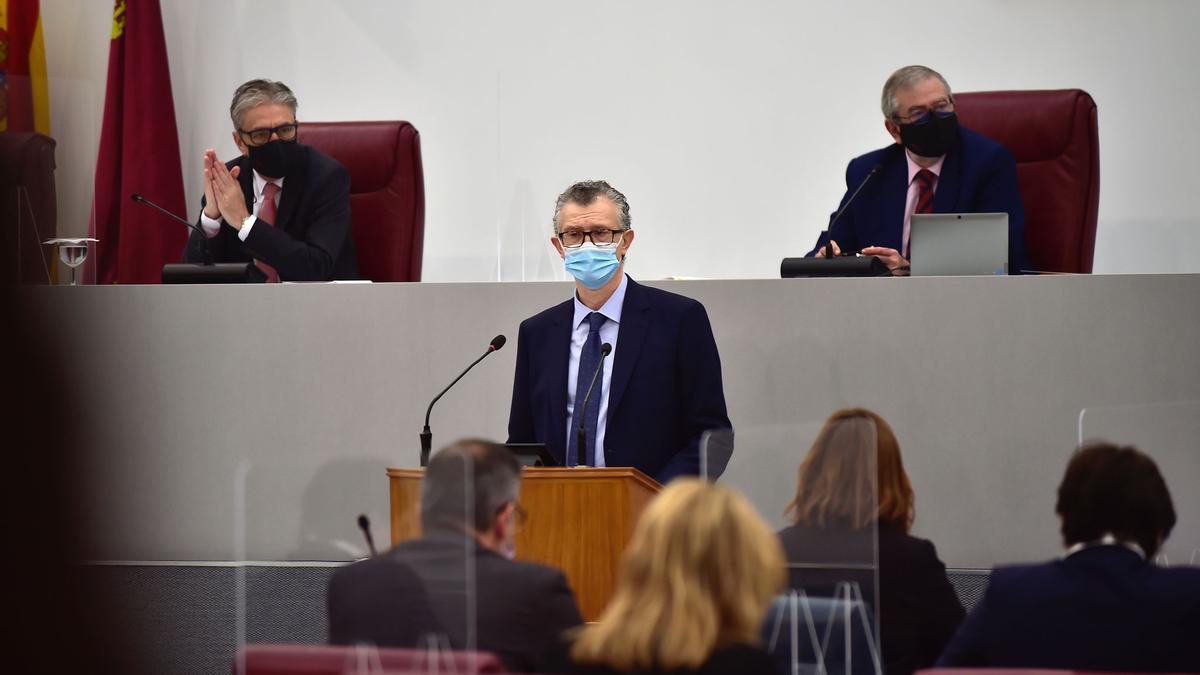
[607,277,650,417]
[878,150,910,251]
[933,135,964,213]
[274,148,306,232]
[547,300,573,462]
[238,155,254,216]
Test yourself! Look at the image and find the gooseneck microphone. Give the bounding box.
[822,162,884,258]
[420,335,507,466]
[575,342,612,467]
[131,193,213,263]
[357,514,377,557]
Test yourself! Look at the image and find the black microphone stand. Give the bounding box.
[574,343,612,467]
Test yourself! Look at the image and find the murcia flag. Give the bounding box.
[88,0,186,284]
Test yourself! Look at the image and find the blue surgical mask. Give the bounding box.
[564,242,621,290]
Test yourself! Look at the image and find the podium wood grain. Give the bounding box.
[387,467,661,621]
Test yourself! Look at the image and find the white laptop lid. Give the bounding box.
[909,212,1009,276]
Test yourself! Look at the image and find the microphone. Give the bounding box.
[357,514,377,557]
[822,162,883,258]
[574,342,612,467]
[131,193,212,265]
[419,335,507,466]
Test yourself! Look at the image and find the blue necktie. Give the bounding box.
[568,312,606,466]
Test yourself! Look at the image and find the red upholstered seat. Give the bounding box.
[235,644,507,674]
[954,90,1099,273]
[302,121,425,282]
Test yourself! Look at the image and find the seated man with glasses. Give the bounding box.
[328,439,582,672]
[807,65,1030,275]
[507,180,733,483]
[183,78,358,281]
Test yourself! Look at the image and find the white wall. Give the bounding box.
[39,0,1200,280]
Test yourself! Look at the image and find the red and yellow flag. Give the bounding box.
[0,0,50,134]
[88,0,187,284]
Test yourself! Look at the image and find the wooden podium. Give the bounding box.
[387,466,661,621]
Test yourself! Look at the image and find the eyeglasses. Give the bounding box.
[892,98,955,124]
[557,228,627,249]
[238,122,299,147]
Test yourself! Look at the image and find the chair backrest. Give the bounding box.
[954,89,1099,273]
[762,590,881,675]
[235,644,507,675]
[302,121,424,282]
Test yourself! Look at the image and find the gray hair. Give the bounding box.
[420,439,521,534]
[229,79,298,130]
[552,180,632,232]
[881,65,953,119]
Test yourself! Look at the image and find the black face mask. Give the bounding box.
[898,111,959,158]
[247,139,301,179]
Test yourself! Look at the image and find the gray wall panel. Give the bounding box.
[34,275,1200,567]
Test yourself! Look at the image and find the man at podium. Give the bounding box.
[507,180,732,483]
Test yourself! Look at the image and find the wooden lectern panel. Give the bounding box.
[386,466,661,621]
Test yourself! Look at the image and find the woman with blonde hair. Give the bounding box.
[777,408,964,675]
[548,479,784,674]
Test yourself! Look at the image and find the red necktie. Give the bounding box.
[909,169,937,260]
[255,182,281,283]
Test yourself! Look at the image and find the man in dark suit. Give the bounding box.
[938,442,1200,673]
[184,79,357,281]
[327,440,583,672]
[507,180,732,483]
[809,65,1030,274]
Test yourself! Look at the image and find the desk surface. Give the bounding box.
[34,275,1200,567]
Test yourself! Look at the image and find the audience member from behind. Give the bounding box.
[777,408,964,675]
[938,442,1200,673]
[548,479,784,674]
[327,440,582,672]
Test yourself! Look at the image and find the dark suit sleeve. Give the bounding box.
[529,570,584,671]
[507,319,535,444]
[975,147,1031,274]
[807,160,864,257]
[936,577,995,667]
[911,539,967,668]
[242,165,351,281]
[657,301,732,482]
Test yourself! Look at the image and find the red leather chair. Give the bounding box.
[302,121,424,282]
[954,90,1099,273]
[234,644,506,674]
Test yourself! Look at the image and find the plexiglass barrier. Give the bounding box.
[1078,400,1200,567]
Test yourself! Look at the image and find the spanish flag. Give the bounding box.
[0,0,50,134]
[89,0,186,284]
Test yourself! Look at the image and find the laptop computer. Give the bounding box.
[909,213,1009,276]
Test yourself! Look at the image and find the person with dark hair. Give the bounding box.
[326,440,582,672]
[938,442,1200,672]
[508,180,732,482]
[184,78,358,281]
[777,408,964,675]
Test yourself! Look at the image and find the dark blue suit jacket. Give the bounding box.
[937,546,1200,672]
[507,277,732,484]
[808,127,1031,274]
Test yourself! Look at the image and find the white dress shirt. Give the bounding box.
[565,273,627,467]
[199,170,284,241]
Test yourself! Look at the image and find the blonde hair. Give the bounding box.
[571,479,785,671]
[785,408,915,532]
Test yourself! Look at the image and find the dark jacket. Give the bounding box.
[777,523,965,675]
[507,276,732,483]
[545,641,779,675]
[184,143,358,281]
[938,545,1200,672]
[808,126,1030,274]
[327,530,583,673]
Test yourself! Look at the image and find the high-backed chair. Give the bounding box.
[953,90,1099,273]
[235,644,506,674]
[302,121,424,282]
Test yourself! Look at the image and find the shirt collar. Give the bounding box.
[905,151,946,185]
[573,273,627,329]
[1064,533,1147,560]
[252,170,284,198]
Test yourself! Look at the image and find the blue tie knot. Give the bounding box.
[587,312,607,333]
